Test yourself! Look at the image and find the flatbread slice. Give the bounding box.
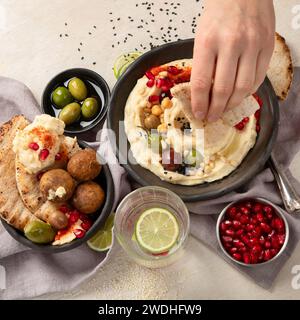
[0,115,40,231]
[267,32,293,100]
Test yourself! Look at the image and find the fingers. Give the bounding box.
[191,41,216,120]
[226,49,258,110]
[207,48,239,122]
[252,46,275,93]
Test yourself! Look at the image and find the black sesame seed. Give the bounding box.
[65,34,69,37]
[81,57,84,60]
[93,62,96,65]
[59,34,62,37]
[65,22,67,26]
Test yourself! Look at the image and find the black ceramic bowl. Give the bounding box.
[42,68,110,135]
[108,39,279,202]
[2,141,114,253]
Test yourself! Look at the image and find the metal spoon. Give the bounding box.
[269,152,300,214]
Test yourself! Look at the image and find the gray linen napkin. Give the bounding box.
[0,77,129,300]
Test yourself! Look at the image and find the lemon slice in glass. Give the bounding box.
[113,51,142,79]
[135,208,179,254]
[87,213,115,252]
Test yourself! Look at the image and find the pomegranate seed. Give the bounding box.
[36,171,45,181]
[252,244,262,255]
[250,217,258,226]
[263,249,272,261]
[271,236,280,249]
[246,224,255,232]
[273,217,285,231]
[243,253,251,264]
[239,246,247,253]
[235,122,245,130]
[253,203,263,213]
[242,117,249,123]
[73,229,85,239]
[146,79,155,87]
[239,214,249,225]
[230,247,238,254]
[232,253,242,261]
[263,205,273,214]
[148,95,160,103]
[235,212,242,220]
[250,253,258,264]
[59,205,69,214]
[249,238,259,247]
[222,236,233,244]
[227,206,238,218]
[240,206,250,215]
[79,213,89,222]
[253,226,262,237]
[259,236,265,245]
[81,220,92,231]
[261,222,272,233]
[278,234,285,245]
[236,229,244,237]
[39,149,50,161]
[254,109,261,120]
[233,239,245,248]
[264,241,271,249]
[148,95,159,103]
[253,94,263,107]
[29,142,39,151]
[167,65,181,75]
[241,235,250,246]
[225,229,235,237]
[256,212,265,223]
[224,242,232,249]
[55,153,62,161]
[232,220,241,229]
[270,248,279,258]
[145,71,155,80]
[267,229,276,239]
[256,124,261,132]
[69,211,80,224]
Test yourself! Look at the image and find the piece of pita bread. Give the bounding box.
[267,32,293,100]
[0,115,40,231]
[171,83,259,126]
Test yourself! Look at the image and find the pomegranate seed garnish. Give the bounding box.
[250,253,258,264]
[270,248,278,258]
[260,222,272,233]
[241,235,250,246]
[227,207,238,218]
[222,236,233,244]
[264,240,271,249]
[81,220,92,231]
[29,142,39,151]
[236,229,244,237]
[167,65,181,75]
[69,211,80,224]
[39,149,50,161]
[243,253,251,264]
[242,117,249,123]
[79,213,89,222]
[256,212,265,223]
[73,229,85,239]
[235,122,245,131]
[148,95,159,103]
[278,234,285,245]
[240,206,250,215]
[254,109,261,120]
[55,153,62,161]
[156,78,165,88]
[225,229,235,237]
[256,124,261,132]
[239,214,249,225]
[263,249,272,261]
[145,71,155,80]
[59,205,69,214]
[232,220,241,229]
[230,247,238,254]
[253,203,263,213]
[146,79,155,87]
[252,244,262,255]
[233,239,245,248]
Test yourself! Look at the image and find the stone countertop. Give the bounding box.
[1,0,300,299]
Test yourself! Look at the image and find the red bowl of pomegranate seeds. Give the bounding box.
[216,198,289,266]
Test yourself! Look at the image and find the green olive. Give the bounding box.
[24,220,56,244]
[68,77,88,101]
[52,86,73,109]
[59,102,81,125]
[81,97,99,119]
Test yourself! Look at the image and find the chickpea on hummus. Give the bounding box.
[124,59,261,186]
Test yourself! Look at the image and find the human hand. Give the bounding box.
[191,0,275,122]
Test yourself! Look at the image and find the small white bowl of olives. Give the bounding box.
[42,68,110,134]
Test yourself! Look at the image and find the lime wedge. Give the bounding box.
[135,208,179,254]
[113,51,142,79]
[87,213,115,252]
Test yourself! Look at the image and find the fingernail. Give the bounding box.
[195,111,205,120]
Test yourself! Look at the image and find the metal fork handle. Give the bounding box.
[269,153,300,214]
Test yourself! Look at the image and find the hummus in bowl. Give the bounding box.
[124,59,260,186]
